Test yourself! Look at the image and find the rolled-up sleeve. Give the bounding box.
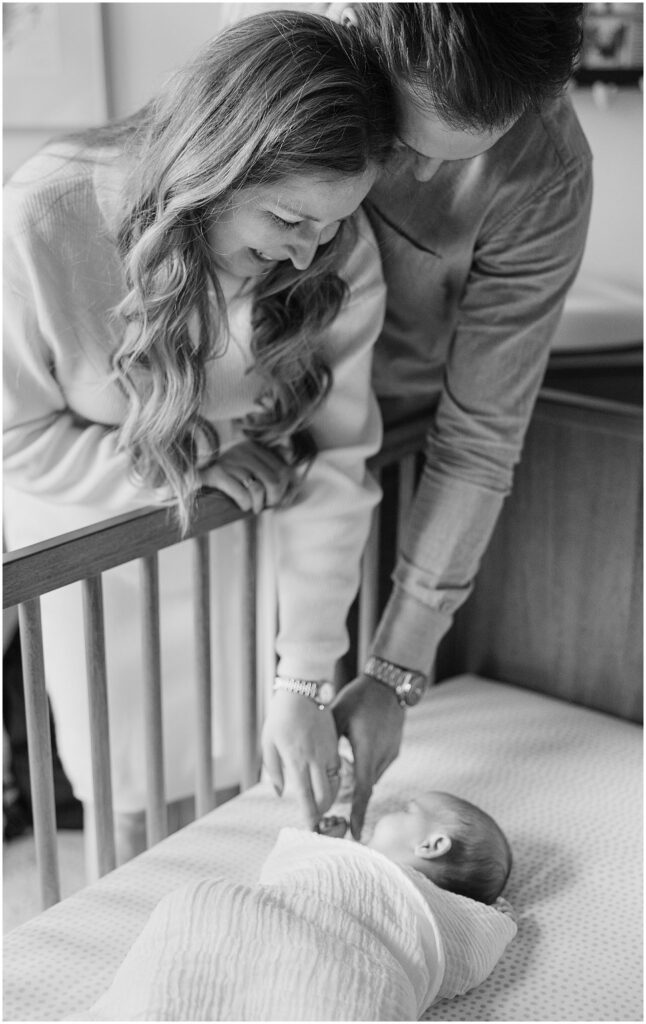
[373,155,593,672]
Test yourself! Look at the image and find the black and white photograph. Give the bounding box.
[3,3,642,1022]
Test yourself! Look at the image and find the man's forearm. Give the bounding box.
[370,463,506,672]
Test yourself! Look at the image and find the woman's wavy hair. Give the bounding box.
[80,11,394,530]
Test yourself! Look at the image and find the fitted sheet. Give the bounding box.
[3,674,643,1021]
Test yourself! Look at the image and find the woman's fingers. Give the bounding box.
[309,760,340,819]
[200,464,259,511]
[239,447,295,507]
[201,441,296,511]
[261,694,340,829]
[293,765,322,831]
[232,470,266,514]
[262,739,285,798]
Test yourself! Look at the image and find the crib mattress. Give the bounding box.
[3,674,643,1022]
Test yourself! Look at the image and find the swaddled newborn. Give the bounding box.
[87,792,516,1021]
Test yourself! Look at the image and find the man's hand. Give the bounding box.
[262,691,340,830]
[331,675,404,840]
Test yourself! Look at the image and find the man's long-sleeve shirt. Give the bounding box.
[368,93,593,672]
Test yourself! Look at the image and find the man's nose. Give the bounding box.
[411,155,443,183]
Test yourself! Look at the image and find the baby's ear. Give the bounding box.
[328,3,359,28]
[414,833,452,860]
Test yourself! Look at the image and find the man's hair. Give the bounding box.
[432,795,513,905]
[350,3,585,130]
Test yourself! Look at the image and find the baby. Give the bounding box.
[86,788,516,1022]
[320,788,512,905]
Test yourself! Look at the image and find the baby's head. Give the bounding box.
[368,791,512,905]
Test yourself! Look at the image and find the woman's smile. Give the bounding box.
[208,167,377,280]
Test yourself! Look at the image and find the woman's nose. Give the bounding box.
[288,222,339,271]
[287,235,317,271]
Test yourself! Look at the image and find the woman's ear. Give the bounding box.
[414,833,452,860]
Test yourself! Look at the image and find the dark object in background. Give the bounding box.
[574,2,643,85]
[3,627,83,839]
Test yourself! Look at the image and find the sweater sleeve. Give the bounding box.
[3,182,172,514]
[272,209,384,680]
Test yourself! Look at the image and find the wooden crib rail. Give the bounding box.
[3,491,252,608]
[2,416,432,911]
[4,491,258,908]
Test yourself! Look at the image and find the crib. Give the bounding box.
[3,389,643,1022]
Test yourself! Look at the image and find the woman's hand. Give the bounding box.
[331,675,405,840]
[262,691,341,830]
[200,440,296,514]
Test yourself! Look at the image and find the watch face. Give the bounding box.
[317,681,335,706]
[402,676,425,706]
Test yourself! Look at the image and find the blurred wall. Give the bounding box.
[569,83,643,293]
[3,2,643,296]
[103,2,316,116]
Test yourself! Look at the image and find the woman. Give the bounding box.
[3,11,394,867]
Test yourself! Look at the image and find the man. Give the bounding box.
[261,3,592,836]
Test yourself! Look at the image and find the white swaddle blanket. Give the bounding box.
[87,828,516,1021]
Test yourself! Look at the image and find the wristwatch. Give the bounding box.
[364,655,428,708]
[274,675,335,710]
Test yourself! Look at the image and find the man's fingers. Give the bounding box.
[375,749,397,781]
[349,750,374,841]
[350,780,372,842]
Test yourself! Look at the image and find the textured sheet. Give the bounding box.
[3,674,643,1021]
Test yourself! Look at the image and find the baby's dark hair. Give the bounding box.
[432,794,512,905]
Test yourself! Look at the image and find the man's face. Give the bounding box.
[326,3,515,182]
[392,80,513,182]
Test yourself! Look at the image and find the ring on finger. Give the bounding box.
[242,474,259,490]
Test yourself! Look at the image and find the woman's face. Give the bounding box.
[208,167,377,280]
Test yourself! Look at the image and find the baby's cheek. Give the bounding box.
[370,815,407,853]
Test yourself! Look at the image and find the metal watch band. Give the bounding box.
[363,655,427,707]
[273,675,335,709]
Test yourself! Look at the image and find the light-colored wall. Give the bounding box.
[569,83,643,292]
[4,2,643,299]
[103,2,314,117]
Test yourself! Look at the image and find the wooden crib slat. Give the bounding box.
[358,468,382,669]
[192,533,215,817]
[239,519,258,791]
[81,576,116,876]
[139,554,168,845]
[17,599,61,909]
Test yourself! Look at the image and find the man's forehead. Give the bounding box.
[394,79,512,160]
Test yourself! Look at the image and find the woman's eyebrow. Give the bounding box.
[272,202,317,222]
